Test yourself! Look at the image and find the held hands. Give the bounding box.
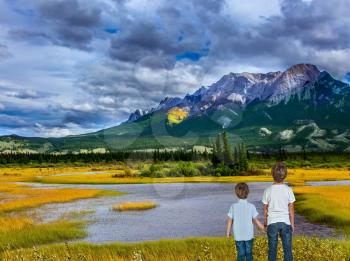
[258,223,266,232]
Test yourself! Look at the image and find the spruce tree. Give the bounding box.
[222,131,234,166]
[215,134,222,161]
[234,146,238,164]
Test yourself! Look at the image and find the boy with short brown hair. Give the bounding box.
[226,182,264,261]
[262,162,295,261]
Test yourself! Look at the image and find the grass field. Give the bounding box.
[294,185,350,237]
[0,163,350,184]
[2,237,349,261]
[0,164,349,260]
[113,201,158,211]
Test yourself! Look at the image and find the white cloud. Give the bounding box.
[224,0,281,25]
[98,96,115,105]
[61,103,95,112]
[33,122,96,137]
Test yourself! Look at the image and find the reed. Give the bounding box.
[113,201,158,211]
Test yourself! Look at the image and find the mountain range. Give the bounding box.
[2,63,350,153]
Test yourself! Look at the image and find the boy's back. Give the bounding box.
[263,163,295,261]
[262,184,295,225]
[228,200,258,241]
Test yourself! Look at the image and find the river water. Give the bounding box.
[23,181,343,243]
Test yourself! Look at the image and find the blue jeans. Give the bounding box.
[235,239,253,261]
[267,222,293,261]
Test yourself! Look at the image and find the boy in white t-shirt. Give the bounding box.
[226,183,265,261]
[262,162,295,261]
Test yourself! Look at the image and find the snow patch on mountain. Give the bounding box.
[278,129,294,141]
[217,116,232,129]
[259,127,272,137]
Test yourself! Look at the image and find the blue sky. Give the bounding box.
[0,0,349,137]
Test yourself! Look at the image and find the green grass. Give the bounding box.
[2,237,349,261]
[0,220,86,250]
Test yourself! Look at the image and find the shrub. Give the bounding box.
[195,162,214,176]
[140,170,152,178]
[140,164,163,178]
[215,164,239,176]
[172,161,200,177]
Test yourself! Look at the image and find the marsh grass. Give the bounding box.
[0,220,86,250]
[19,167,350,185]
[0,181,123,213]
[113,201,158,211]
[0,216,33,232]
[2,237,349,261]
[0,174,123,253]
[294,185,350,237]
[60,210,96,219]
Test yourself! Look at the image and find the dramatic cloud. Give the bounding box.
[0,0,349,136]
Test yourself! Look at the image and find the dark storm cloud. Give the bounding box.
[109,21,203,65]
[1,0,350,137]
[37,0,102,50]
[39,0,101,28]
[258,0,350,50]
[7,0,103,50]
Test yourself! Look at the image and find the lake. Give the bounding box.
[25,182,341,243]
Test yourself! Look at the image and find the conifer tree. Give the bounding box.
[215,134,222,160]
[222,131,234,166]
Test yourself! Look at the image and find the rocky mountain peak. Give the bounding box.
[126,64,334,122]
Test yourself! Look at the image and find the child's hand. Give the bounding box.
[226,233,231,239]
[258,224,266,232]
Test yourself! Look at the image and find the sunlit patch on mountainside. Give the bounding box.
[167,107,188,124]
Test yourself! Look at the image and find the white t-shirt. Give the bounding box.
[227,199,259,241]
[262,184,295,225]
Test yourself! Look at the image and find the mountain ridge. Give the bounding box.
[127,64,323,122]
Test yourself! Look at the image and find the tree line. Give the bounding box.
[0,149,210,165]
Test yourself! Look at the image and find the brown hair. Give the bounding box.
[272,162,287,182]
[235,182,249,199]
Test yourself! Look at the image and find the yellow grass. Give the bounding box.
[3,237,349,261]
[294,185,350,210]
[1,166,349,185]
[0,182,122,212]
[113,201,158,211]
[0,216,33,232]
[294,185,350,236]
[26,168,350,185]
